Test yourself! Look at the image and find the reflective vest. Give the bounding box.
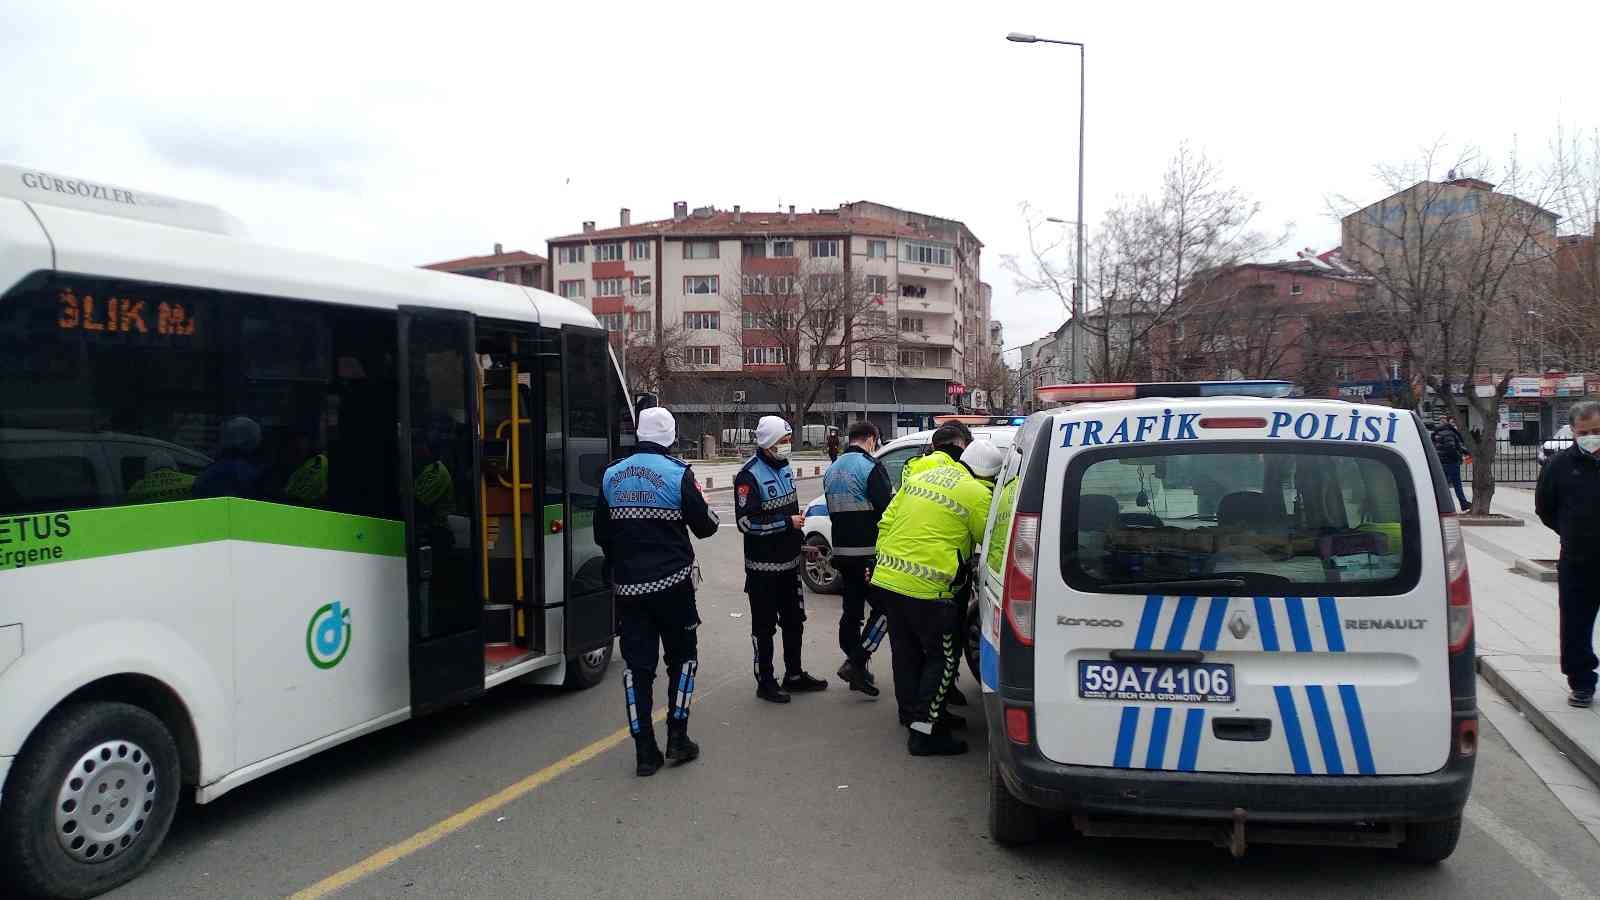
[822,446,889,559]
[283,452,329,505]
[415,460,455,526]
[601,448,716,595]
[735,453,801,572]
[125,468,194,505]
[871,450,994,601]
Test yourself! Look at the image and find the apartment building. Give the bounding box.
[422,243,549,288]
[547,201,986,436]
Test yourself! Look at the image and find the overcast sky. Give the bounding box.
[5,1,1597,362]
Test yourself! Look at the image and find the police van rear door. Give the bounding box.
[1032,399,1450,776]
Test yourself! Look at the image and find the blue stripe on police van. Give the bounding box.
[1255,597,1280,651]
[1177,708,1205,771]
[1274,685,1312,774]
[1145,707,1173,769]
[1113,707,1140,768]
[1198,597,1228,651]
[1163,596,1197,651]
[1284,596,1313,652]
[1339,684,1378,775]
[1318,596,1346,652]
[1134,595,1162,651]
[1304,685,1346,775]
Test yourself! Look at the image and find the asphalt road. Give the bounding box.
[103,518,1600,900]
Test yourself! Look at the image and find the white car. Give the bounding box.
[1539,424,1574,467]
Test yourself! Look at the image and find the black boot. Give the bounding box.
[666,723,700,766]
[783,671,829,693]
[635,736,665,776]
[908,728,969,756]
[757,679,791,703]
[837,661,880,697]
[947,685,969,707]
[934,711,968,732]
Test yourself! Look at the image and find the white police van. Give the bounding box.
[978,381,1476,862]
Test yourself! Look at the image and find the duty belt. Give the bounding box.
[615,564,694,596]
[745,557,800,572]
[875,551,954,586]
[609,506,683,521]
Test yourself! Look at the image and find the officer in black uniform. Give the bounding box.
[823,420,894,696]
[736,415,829,703]
[597,407,720,776]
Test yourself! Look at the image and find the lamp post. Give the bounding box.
[1008,31,1086,383]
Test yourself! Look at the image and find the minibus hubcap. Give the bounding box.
[55,739,157,863]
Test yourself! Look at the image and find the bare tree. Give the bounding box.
[1160,281,1340,384]
[721,257,895,427]
[1005,144,1282,382]
[1541,127,1600,371]
[1338,143,1562,514]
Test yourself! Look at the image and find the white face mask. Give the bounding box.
[1578,435,1600,454]
[770,441,792,460]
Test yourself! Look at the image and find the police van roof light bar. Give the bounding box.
[1035,380,1294,404]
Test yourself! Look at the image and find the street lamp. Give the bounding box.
[1007,30,1086,384]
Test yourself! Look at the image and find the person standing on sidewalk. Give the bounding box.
[826,427,841,463]
[1535,401,1600,708]
[1432,419,1471,510]
[823,420,893,695]
[736,416,829,703]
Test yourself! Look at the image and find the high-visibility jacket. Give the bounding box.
[283,452,329,505]
[415,460,455,527]
[125,468,195,505]
[871,450,993,601]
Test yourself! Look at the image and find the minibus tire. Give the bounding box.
[564,639,614,689]
[1397,815,1462,863]
[988,753,1040,846]
[0,702,181,900]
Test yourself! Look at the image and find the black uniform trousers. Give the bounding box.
[618,581,700,742]
[1559,556,1600,693]
[882,587,961,729]
[837,560,887,667]
[747,567,805,683]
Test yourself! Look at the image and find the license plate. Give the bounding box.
[1078,660,1235,703]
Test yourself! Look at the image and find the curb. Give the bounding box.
[1478,654,1600,788]
[1512,557,1559,582]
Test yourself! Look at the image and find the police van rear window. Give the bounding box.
[1060,443,1421,597]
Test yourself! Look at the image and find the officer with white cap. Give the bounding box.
[735,415,828,702]
[597,407,720,775]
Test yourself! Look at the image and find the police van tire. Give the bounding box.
[964,602,982,683]
[0,701,181,900]
[564,640,614,690]
[988,753,1040,846]
[1397,815,1462,863]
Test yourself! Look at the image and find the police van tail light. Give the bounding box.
[1004,513,1040,646]
[1442,515,1474,653]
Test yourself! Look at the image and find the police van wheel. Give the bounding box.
[964,602,982,683]
[988,753,1040,846]
[1397,816,1462,863]
[0,702,182,900]
[564,640,614,690]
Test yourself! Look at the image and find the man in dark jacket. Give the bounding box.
[1432,420,1470,510]
[826,427,841,463]
[597,407,720,775]
[1535,401,1600,708]
[822,420,893,695]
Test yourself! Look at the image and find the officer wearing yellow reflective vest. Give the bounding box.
[871,421,993,756]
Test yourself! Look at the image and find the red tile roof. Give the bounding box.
[548,209,949,244]
[423,250,547,271]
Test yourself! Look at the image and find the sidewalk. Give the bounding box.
[1464,486,1600,831]
[690,456,832,491]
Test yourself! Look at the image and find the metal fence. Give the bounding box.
[1461,438,1566,484]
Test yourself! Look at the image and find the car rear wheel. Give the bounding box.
[801,534,840,594]
[988,752,1040,846]
[1396,815,1462,863]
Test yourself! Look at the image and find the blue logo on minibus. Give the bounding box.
[306,601,352,669]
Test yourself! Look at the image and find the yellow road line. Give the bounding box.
[288,710,665,900]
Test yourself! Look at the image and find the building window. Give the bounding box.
[810,239,839,258]
[898,348,926,367]
[557,245,585,264]
[684,275,719,295]
[900,316,925,333]
[559,280,585,299]
[772,239,795,258]
[594,278,625,297]
[598,313,625,331]
[741,241,767,259]
[1290,282,1304,296]
[742,311,794,330]
[744,346,789,366]
[683,240,719,260]
[900,283,928,299]
[630,239,652,260]
[684,311,721,330]
[630,311,653,332]
[595,243,623,262]
[631,276,652,296]
[809,274,840,294]
[742,274,770,295]
[864,309,889,327]
[686,346,721,366]
[902,241,952,266]
[771,275,797,294]
[867,240,888,258]
[865,275,888,294]
[867,344,887,364]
